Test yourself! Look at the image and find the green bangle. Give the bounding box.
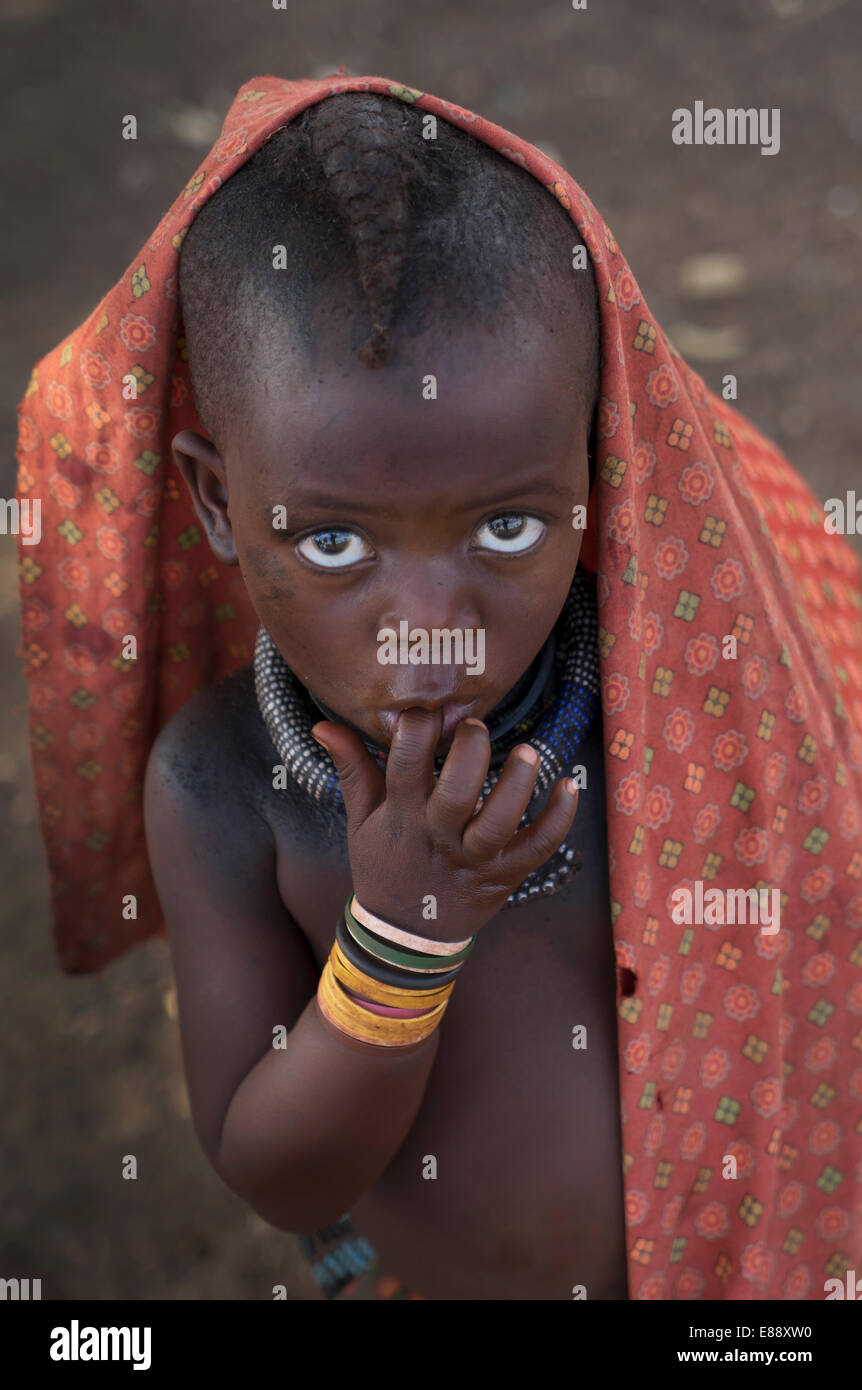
[335,913,464,990]
[343,900,476,972]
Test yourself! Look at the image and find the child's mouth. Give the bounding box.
[378,700,478,748]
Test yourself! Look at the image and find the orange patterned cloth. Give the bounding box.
[15,70,862,1300]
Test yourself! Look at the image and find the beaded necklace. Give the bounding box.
[254,566,601,906]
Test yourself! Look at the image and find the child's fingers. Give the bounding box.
[503,778,579,881]
[311,721,385,827]
[383,707,441,810]
[460,743,541,859]
[428,719,491,832]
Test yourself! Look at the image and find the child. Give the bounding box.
[15,70,862,1302]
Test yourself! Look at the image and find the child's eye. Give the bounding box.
[295,528,374,569]
[475,513,546,553]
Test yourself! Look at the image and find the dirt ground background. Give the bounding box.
[2,0,861,1300]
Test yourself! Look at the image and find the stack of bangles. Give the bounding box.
[317,893,476,1048]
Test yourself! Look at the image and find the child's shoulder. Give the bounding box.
[145,664,343,870]
[145,663,276,824]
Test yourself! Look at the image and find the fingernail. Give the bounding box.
[462,718,486,729]
[564,778,579,796]
[516,745,539,765]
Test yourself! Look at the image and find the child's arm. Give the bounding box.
[143,695,441,1234]
[144,694,578,1234]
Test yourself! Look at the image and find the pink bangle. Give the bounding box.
[341,985,435,1019]
[350,892,474,956]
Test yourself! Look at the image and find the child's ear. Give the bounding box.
[170,429,238,566]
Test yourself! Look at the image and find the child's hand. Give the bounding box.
[311,710,579,942]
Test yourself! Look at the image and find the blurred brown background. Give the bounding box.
[2,0,860,1300]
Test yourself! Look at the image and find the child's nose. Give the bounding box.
[378,560,482,633]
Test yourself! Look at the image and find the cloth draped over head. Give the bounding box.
[16,70,862,1299]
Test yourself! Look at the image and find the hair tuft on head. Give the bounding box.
[178,92,600,449]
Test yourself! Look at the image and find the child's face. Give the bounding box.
[175,312,594,753]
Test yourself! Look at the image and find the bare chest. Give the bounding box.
[268,721,629,1298]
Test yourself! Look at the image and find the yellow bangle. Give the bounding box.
[330,942,455,1009]
[317,959,448,1047]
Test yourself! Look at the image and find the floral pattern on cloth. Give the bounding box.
[15,69,862,1301]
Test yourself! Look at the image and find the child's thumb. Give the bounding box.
[311,721,384,826]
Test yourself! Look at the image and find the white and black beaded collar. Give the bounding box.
[254,566,600,906]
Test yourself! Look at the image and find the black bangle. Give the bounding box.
[334,913,463,991]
